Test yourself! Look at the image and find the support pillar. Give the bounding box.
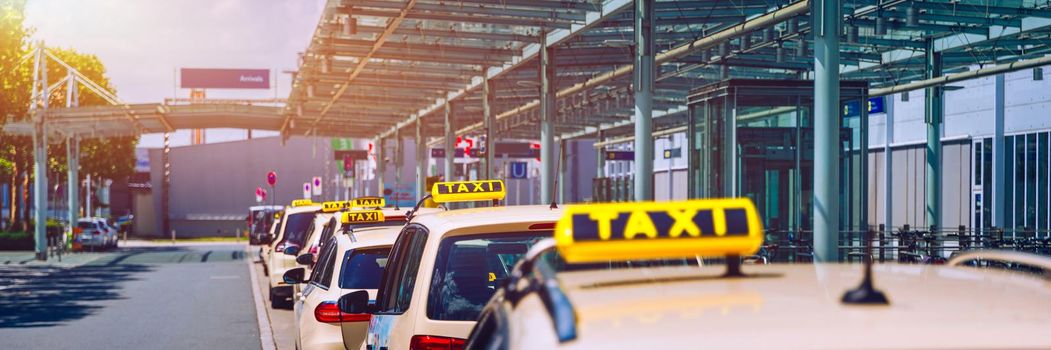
[376,137,385,200]
[444,102,455,181]
[883,96,895,230]
[394,129,403,208]
[813,0,841,262]
[539,33,557,205]
[416,117,426,202]
[483,67,495,181]
[66,71,79,236]
[634,0,655,201]
[31,45,49,260]
[925,39,943,230]
[992,74,1005,228]
[558,139,568,203]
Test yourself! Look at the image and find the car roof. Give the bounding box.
[535,263,1051,349]
[284,204,321,215]
[337,225,399,249]
[411,205,562,233]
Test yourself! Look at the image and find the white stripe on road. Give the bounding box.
[248,252,277,350]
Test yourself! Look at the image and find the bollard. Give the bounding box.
[171,229,176,244]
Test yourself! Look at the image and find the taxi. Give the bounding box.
[261,212,282,276]
[283,209,400,350]
[268,199,322,309]
[338,180,564,350]
[464,199,1051,349]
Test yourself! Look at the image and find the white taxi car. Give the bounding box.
[261,212,282,276]
[268,199,322,309]
[284,209,400,350]
[464,199,1051,349]
[338,180,563,350]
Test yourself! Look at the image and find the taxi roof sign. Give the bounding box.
[341,210,385,224]
[290,199,314,207]
[431,180,506,203]
[321,201,348,213]
[350,196,385,208]
[553,198,763,263]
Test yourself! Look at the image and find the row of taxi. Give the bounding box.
[260,179,1051,350]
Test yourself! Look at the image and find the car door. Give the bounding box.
[296,236,339,348]
[359,225,428,350]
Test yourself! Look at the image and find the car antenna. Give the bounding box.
[549,142,564,209]
[405,194,433,222]
[841,227,890,305]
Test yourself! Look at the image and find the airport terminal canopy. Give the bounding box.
[283,0,1051,142]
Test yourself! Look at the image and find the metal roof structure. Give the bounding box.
[284,0,1051,142]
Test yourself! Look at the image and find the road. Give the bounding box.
[0,242,262,349]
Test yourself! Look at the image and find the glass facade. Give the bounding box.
[975,131,1051,236]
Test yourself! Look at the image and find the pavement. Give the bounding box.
[0,241,264,349]
[250,248,297,350]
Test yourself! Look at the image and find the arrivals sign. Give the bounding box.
[180,68,270,89]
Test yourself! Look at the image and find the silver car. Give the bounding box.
[75,218,117,250]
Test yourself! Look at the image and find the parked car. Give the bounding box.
[74,217,117,250]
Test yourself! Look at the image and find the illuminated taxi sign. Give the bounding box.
[431,180,506,203]
[553,198,763,263]
[341,210,385,224]
[320,201,349,213]
[290,199,314,207]
[350,196,385,208]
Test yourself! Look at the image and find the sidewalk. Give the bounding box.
[0,250,107,267]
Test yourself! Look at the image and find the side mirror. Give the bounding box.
[296,253,314,266]
[282,267,306,284]
[284,245,301,256]
[337,290,372,314]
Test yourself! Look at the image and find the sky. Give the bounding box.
[24,0,327,148]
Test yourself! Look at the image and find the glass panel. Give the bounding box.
[1004,136,1014,230]
[1016,135,1025,231]
[974,141,982,186]
[1040,133,1049,232]
[983,138,993,230]
[1027,134,1038,230]
[338,247,390,289]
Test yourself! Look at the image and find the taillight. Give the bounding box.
[275,241,286,252]
[73,227,83,234]
[410,335,465,350]
[528,222,555,230]
[314,301,369,323]
[92,231,100,235]
[309,245,319,255]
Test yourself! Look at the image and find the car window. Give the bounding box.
[279,213,315,246]
[318,218,337,249]
[376,225,428,314]
[427,232,548,321]
[338,247,390,289]
[309,237,338,288]
[77,222,94,229]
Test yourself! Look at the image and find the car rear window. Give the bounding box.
[338,247,391,289]
[280,213,315,245]
[77,222,96,229]
[426,232,548,321]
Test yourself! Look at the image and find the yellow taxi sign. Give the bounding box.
[320,201,349,213]
[431,180,506,203]
[553,198,763,263]
[341,210,385,224]
[290,199,314,207]
[350,196,385,208]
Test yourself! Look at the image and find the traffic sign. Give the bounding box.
[604,151,634,161]
[302,182,312,199]
[312,176,322,196]
[663,148,682,159]
[267,171,277,186]
[508,162,528,179]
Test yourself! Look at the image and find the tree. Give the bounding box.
[0,1,136,228]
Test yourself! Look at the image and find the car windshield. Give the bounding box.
[280,213,315,246]
[427,232,548,321]
[338,247,390,289]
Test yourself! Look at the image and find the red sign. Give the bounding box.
[267,171,277,186]
[181,68,270,89]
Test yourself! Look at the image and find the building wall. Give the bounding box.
[145,136,333,237]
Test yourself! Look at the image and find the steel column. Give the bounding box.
[813,0,841,262]
[883,97,895,230]
[483,68,494,181]
[539,33,557,205]
[925,39,943,230]
[31,46,49,260]
[634,0,655,201]
[860,91,870,233]
[66,72,79,240]
[394,129,403,207]
[992,74,1006,228]
[559,139,568,203]
[444,102,455,181]
[376,137,385,199]
[416,117,426,202]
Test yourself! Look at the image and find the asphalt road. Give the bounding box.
[0,243,261,350]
